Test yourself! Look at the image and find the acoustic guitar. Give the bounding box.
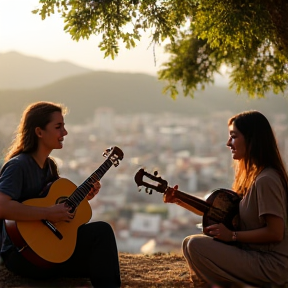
[5,146,124,268]
[134,168,241,235]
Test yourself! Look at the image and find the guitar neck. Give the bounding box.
[67,158,113,208]
[163,188,210,216]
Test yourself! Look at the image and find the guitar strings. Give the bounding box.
[67,159,113,207]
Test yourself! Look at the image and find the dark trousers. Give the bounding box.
[3,221,121,288]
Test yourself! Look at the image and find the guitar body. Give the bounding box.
[5,178,92,265]
[5,146,124,268]
[203,188,241,231]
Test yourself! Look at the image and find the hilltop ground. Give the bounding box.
[0,252,192,288]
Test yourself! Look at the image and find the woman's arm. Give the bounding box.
[0,192,74,223]
[205,214,284,243]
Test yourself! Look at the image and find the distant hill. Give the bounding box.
[0,51,93,90]
[0,71,288,124]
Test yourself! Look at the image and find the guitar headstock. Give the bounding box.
[134,168,168,195]
[103,146,124,167]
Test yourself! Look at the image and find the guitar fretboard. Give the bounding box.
[66,158,113,208]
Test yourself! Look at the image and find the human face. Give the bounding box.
[226,122,246,160]
[37,111,68,152]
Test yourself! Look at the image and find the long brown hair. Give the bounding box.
[4,101,67,162]
[228,110,288,196]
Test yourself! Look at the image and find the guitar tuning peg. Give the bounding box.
[138,187,142,192]
[149,189,153,195]
[145,187,149,193]
[154,171,158,176]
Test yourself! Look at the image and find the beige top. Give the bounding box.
[182,167,288,286]
[240,167,288,259]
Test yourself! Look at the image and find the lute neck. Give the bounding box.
[163,188,210,216]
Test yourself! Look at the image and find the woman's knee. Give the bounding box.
[185,234,212,259]
[182,235,192,254]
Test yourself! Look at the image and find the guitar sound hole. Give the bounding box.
[56,196,68,205]
[56,197,76,213]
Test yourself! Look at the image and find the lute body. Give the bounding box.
[163,186,240,231]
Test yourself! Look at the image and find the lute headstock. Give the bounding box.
[134,168,168,195]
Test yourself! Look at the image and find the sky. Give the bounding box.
[0,0,171,74]
[0,0,228,84]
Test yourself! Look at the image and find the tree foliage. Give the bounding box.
[33,0,288,98]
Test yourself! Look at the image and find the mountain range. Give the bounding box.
[0,51,287,124]
[0,51,92,90]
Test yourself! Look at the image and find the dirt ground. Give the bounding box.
[0,252,193,288]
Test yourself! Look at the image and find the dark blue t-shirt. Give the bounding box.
[0,153,59,253]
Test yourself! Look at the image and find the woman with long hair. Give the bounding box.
[182,110,288,287]
[0,101,121,288]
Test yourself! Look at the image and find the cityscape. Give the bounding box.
[2,107,287,254]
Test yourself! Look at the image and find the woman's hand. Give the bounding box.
[86,181,101,201]
[204,214,284,244]
[46,202,76,223]
[204,223,233,242]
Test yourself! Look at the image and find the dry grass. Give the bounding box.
[120,252,192,288]
[0,252,193,288]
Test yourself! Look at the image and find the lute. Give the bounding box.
[134,168,241,234]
